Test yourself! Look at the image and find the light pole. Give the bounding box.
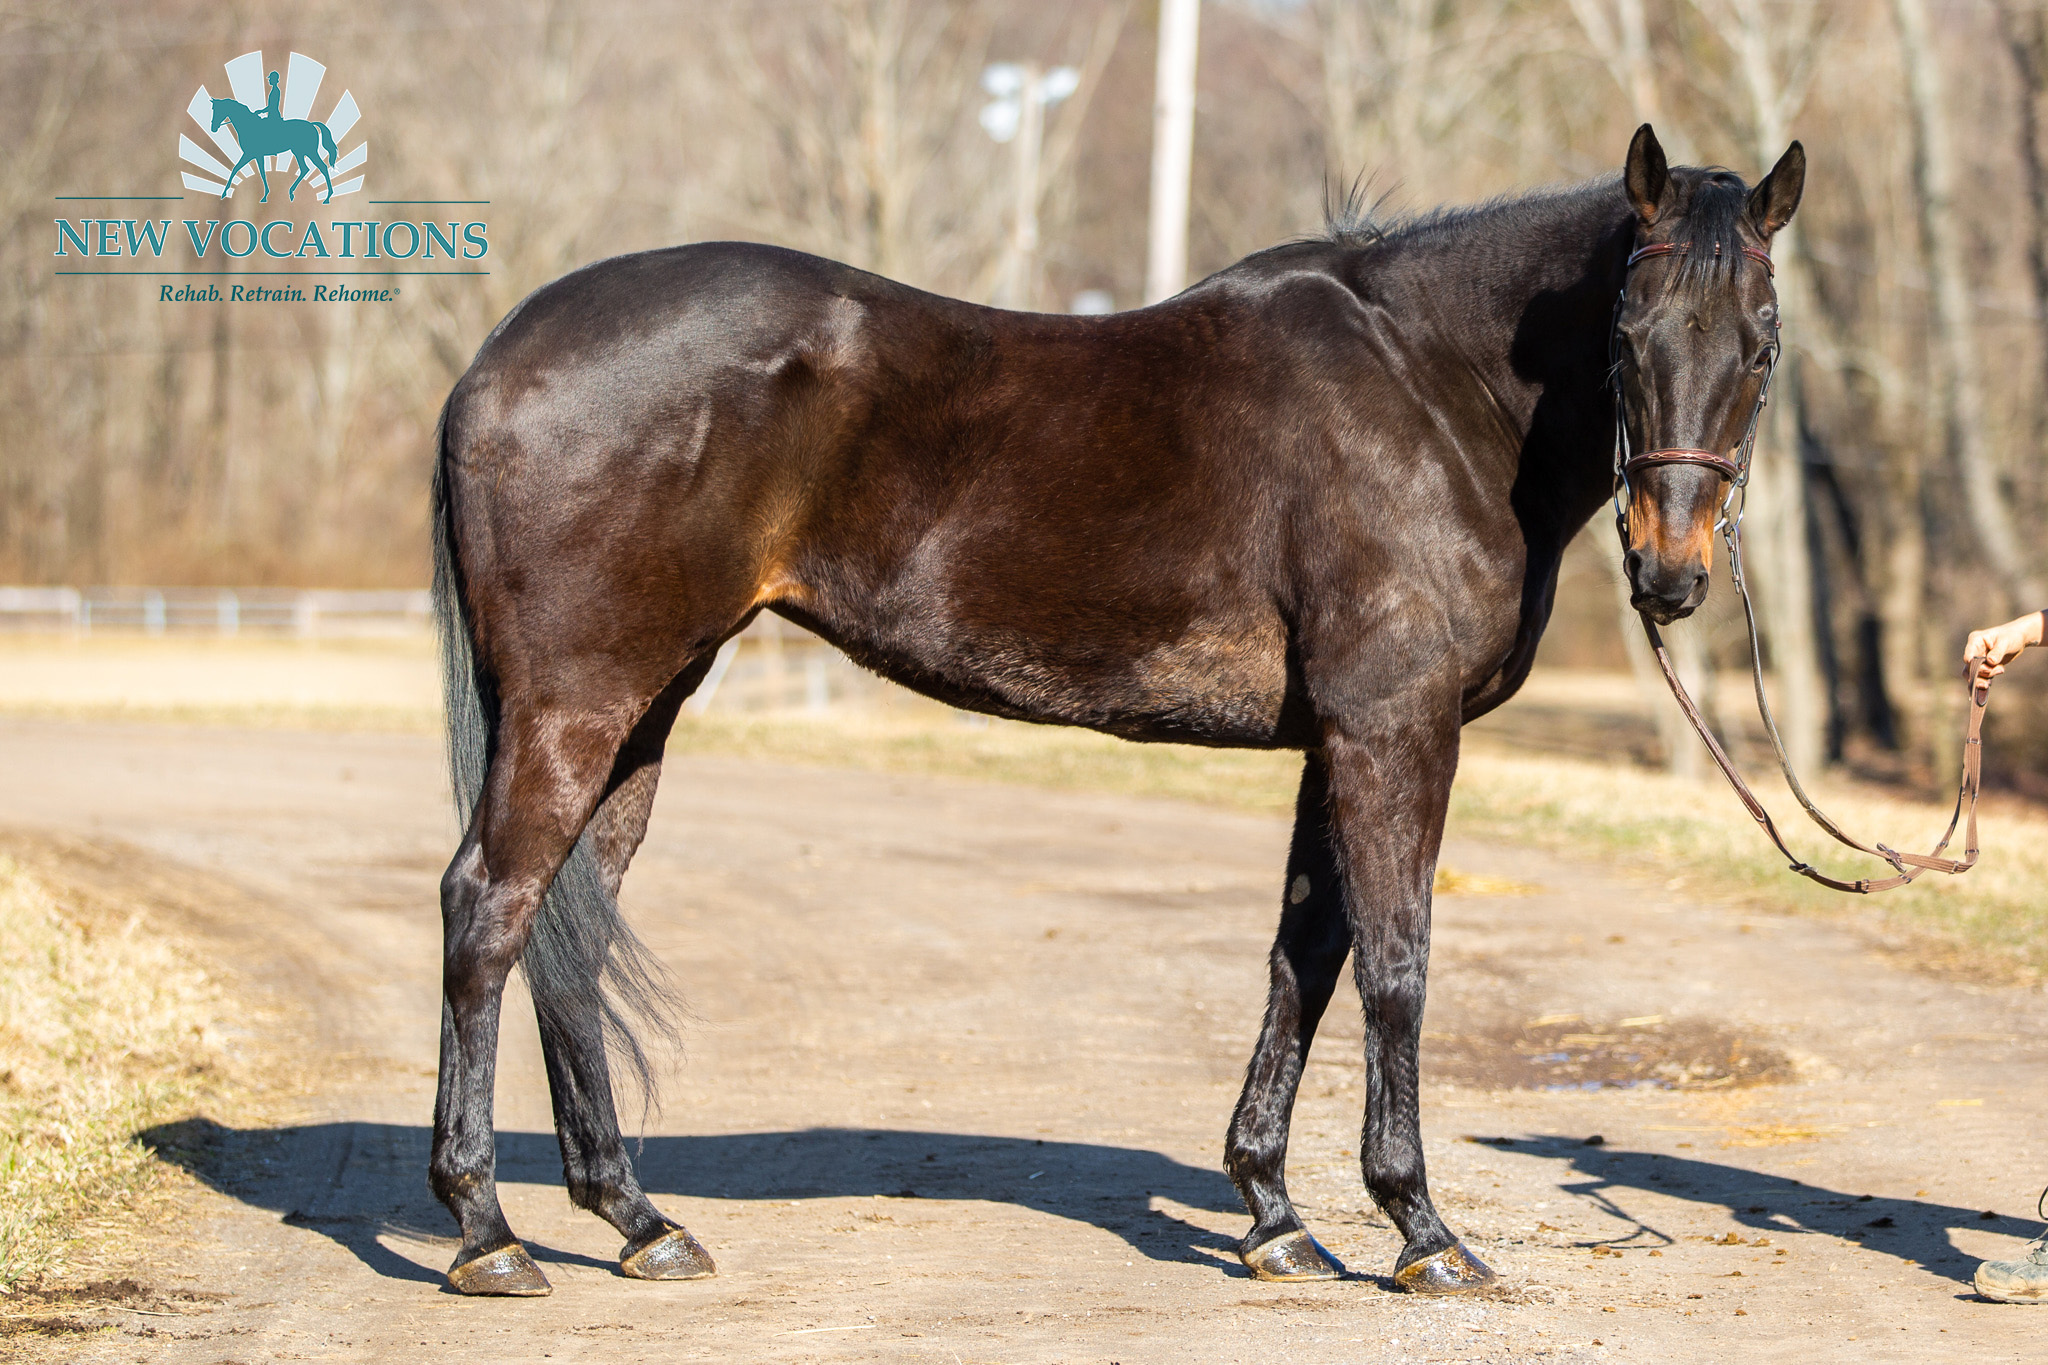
[982,62,1080,310]
[1145,0,1201,304]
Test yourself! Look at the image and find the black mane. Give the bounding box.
[1322,166,1762,296]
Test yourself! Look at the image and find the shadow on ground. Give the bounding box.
[139,1119,1249,1284]
[141,1120,2026,1291]
[1492,1134,2025,1287]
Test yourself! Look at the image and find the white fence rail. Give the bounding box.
[0,587,892,714]
[0,586,433,638]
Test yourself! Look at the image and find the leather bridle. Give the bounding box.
[1610,239,1778,543]
[1608,234,1992,896]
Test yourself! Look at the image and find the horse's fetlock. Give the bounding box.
[429,1152,491,1206]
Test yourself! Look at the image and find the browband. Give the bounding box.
[1627,240,1775,276]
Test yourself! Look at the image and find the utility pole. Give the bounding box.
[982,63,1080,310]
[1145,0,1201,304]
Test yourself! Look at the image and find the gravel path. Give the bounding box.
[4,717,2044,1363]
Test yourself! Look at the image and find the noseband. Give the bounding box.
[1609,239,1779,541]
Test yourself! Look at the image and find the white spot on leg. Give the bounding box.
[1289,874,1311,905]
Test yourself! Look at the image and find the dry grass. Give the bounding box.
[670,713,2048,982]
[1446,749,2048,983]
[0,857,228,1291]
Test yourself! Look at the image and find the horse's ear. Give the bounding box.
[1749,141,1805,238]
[1624,124,1669,228]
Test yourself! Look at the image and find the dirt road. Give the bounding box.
[5,717,2046,1363]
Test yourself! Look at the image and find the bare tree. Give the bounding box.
[1890,0,2044,611]
[1318,0,1519,203]
[1690,0,1831,775]
[1568,0,1719,778]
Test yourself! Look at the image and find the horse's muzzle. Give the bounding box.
[1625,550,1709,624]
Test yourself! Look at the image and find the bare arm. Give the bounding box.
[1964,610,2047,679]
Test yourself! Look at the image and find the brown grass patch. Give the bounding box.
[0,853,235,1290]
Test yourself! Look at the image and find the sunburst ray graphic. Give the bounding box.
[179,51,367,202]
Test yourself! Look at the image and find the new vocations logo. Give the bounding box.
[54,50,489,303]
[178,49,366,205]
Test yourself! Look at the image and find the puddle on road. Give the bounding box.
[1424,1015,1794,1091]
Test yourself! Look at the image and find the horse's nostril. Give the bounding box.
[1623,550,1644,582]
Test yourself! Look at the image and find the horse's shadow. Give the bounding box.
[140,1119,2029,1291]
[137,1118,1250,1285]
[1492,1134,2028,1290]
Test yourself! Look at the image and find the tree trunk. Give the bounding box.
[1879,441,1931,771]
[1999,0,2048,465]
[1892,0,2045,610]
[1711,0,1831,774]
[1571,0,1713,775]
[1748,302,1829,776]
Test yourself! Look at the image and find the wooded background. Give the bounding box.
[3,0,2043,789]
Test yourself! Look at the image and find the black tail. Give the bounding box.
[431,401,682,1109]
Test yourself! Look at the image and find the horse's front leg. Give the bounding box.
[254,158,272,203]
[1326,699,1496,1293]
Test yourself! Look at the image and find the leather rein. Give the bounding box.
[1611,237,1992,895]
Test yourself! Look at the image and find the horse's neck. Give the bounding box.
[1388,183,1632,519]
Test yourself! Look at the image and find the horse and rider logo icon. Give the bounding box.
[178,51,366,204]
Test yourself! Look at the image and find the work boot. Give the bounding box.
[1975,1236,2048,1304]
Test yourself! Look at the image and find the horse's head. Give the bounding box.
[209,96,239,133]
[1612,123,1804,624]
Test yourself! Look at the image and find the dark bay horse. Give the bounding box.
[428,124,1803,1296]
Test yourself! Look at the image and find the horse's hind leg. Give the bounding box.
[432,700,639,1296]
[537,658,718,1281]
[1226,754,1352,1280]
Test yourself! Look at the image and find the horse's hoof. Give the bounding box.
[620,1225,716,1281]
[447,1244,552,1296]
[1242,1229,1344,1282]
[1394,1241,1497,1295]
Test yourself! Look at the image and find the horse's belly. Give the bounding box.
[826,615,1296,747]
[1081,625,1294,743]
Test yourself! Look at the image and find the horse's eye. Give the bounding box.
[1750,349,1772,374]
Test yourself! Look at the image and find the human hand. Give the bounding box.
[1964,611,2046,680]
